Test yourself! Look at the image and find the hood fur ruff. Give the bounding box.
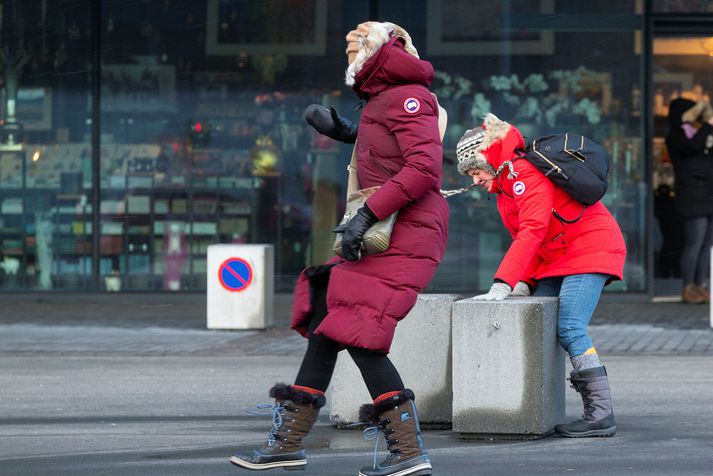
[345,22,419,86]
[457,113,513,176]
[478,113,512,150]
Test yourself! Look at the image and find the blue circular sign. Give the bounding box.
[218,258,253,292]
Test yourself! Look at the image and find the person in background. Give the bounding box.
[456,114,626,438]
[665,98,713,304]
[231,21,448,476]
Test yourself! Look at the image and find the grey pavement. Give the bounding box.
[1,293,712,475]
[1,293,712,356]
[1,355,712,476]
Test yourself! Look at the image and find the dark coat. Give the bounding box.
[666,98,713,218]
[291,37,449,353]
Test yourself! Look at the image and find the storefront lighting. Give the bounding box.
[699,38,713,56]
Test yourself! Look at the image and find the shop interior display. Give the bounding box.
[0,1,661,293]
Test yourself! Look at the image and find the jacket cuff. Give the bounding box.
[494,274,518,290]
[361,202,378,222]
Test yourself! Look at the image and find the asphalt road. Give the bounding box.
[1,355,712,476]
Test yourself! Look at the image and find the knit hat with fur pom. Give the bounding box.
[456,113,514,176]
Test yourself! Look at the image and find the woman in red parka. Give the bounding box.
[456,114,626,438]
[231,22,447,476]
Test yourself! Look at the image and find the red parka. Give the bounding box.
[480,123,626,288]
[291,37,449,353]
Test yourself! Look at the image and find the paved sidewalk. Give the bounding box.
[2,322,711,356]
[1,355,712,476]
[1,297,711,356]
[1,294,712,475]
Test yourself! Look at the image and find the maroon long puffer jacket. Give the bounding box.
[291,37,449,353]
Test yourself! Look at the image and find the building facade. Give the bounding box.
[0,0,711,294]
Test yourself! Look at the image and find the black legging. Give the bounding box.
[293,267,404,400]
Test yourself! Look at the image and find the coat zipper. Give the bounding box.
[563,132,586,163]
[532,138,569,179]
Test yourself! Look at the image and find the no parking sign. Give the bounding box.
[218,258,253,292]
[207,244,273,330]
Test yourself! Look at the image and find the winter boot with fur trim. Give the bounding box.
[357,389,432,476]
[556,366,617,438]
[230,384,325,471]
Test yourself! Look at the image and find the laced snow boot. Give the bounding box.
[357,389,432,476]
[556,366,617,438]
[230,384,325,471]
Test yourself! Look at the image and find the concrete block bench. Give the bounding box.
[451,297,565,439]
[328,294,462,427]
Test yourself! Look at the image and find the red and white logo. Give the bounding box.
[403,97,420,114]
[513,181,526,196]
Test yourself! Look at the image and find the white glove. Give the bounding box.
[510,281,532,297]
[473,282,512,301]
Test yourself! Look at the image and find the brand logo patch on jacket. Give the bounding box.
[400,411,411,422]
[403,97,420,114]
[513,181,526,196]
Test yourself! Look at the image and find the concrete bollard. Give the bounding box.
[451,297,565,439]
[329,294,462,428]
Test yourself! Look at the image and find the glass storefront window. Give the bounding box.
[651,36,713,278]
[653,0,713,13]
[97,0,366,291]
[1,1,653,293]
[417,0,647,291]
[0,0,93,290]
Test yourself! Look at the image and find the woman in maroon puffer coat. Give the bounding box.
[231,22,447,476]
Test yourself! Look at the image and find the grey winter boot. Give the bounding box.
[230,384,325,471]
[357,389,432,476]
[556,366,617,438]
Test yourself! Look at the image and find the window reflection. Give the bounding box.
[0,1,654,293]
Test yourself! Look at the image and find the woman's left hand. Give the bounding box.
[473,282,512,301]
[510,281,532,297]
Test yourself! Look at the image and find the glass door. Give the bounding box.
[651,34,713,293]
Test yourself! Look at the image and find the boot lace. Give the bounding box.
[248,403,285,447]
[567,378,595,421]
[350,419,397,469]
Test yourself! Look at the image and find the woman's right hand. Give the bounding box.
[473,282,512,301]
[303,105,358,144]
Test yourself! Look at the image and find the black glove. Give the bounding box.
[303,105,358,144]
[339,204,378,261]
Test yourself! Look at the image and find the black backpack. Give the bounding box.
[517,133,609,206]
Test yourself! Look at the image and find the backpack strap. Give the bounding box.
[515,144,588,224]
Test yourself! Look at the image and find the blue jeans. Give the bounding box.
[532,273,609,357]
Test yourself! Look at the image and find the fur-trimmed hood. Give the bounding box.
[345,22,432,99]
[346,22,418,86]
[456,113,525,177]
